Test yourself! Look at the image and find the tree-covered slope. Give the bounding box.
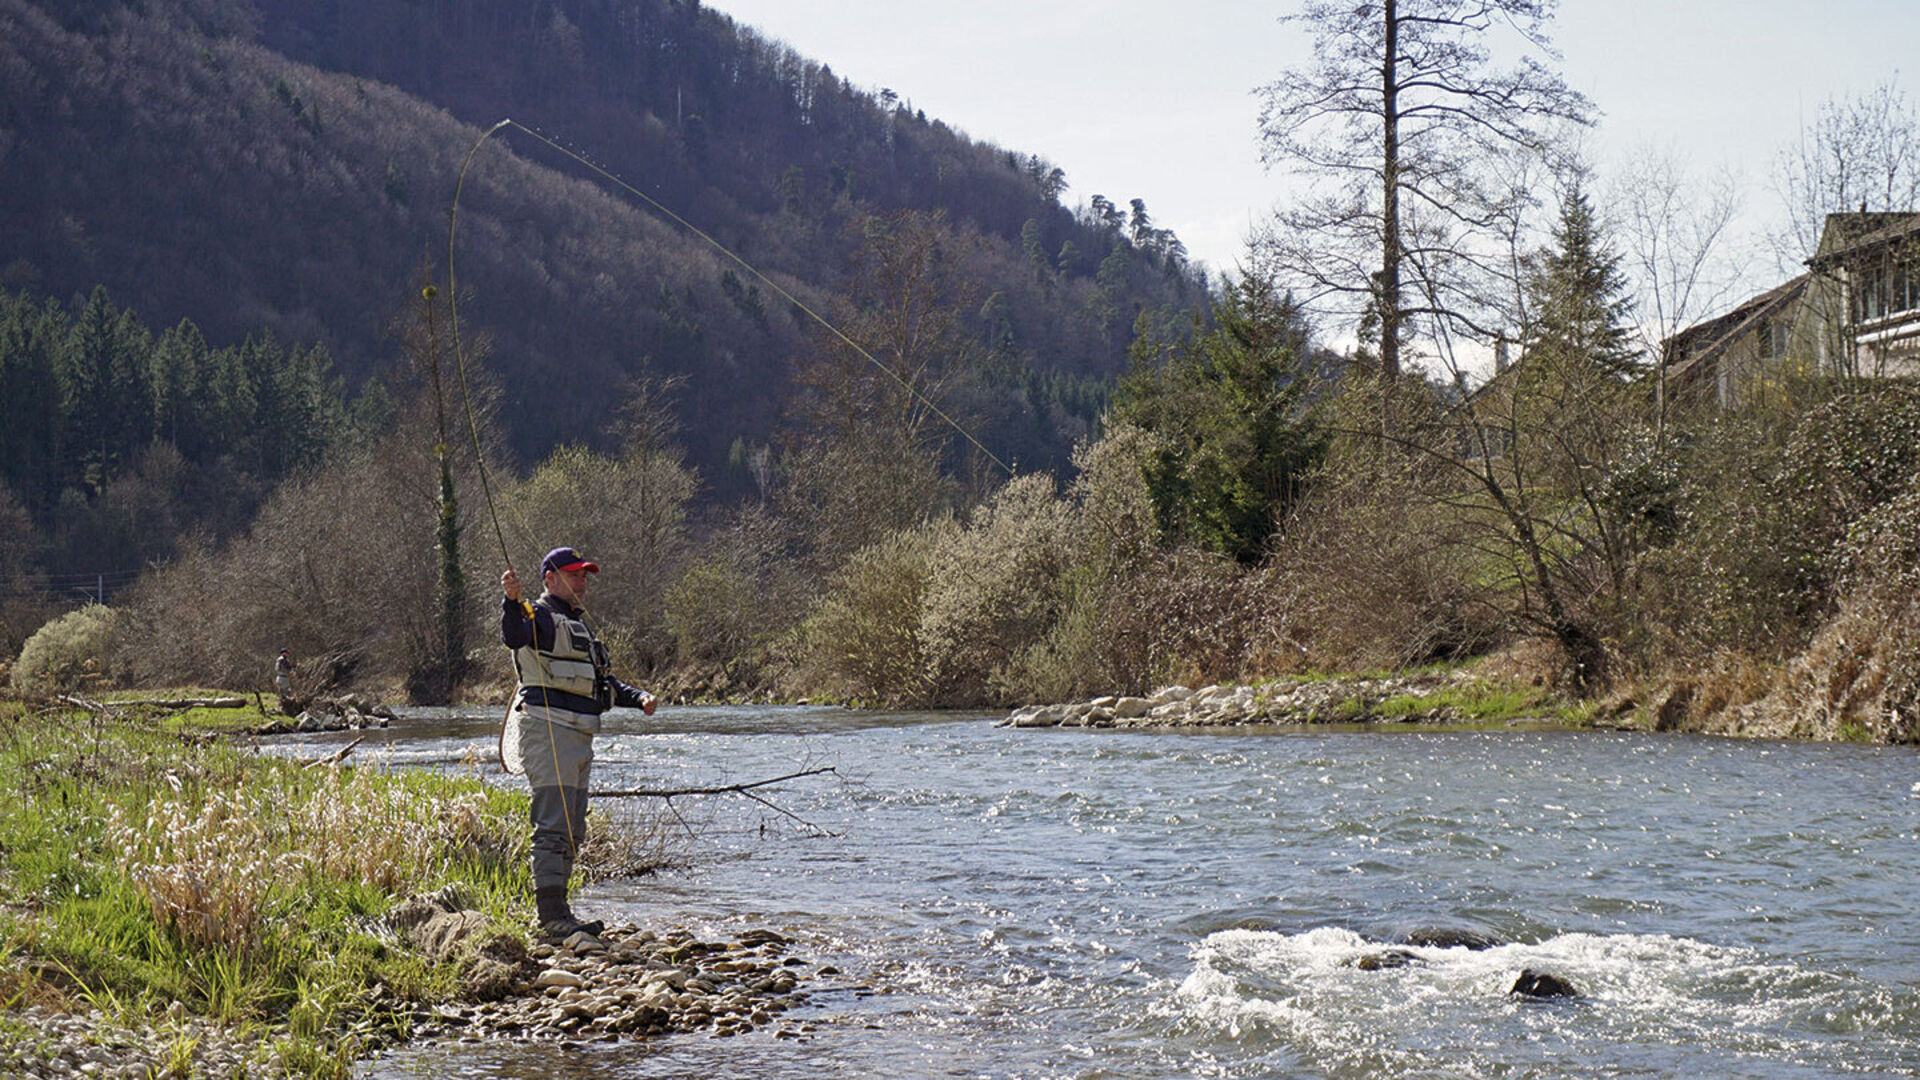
[0,0,1206,476]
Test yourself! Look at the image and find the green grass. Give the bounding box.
[0,695,537,1076]
[1372,682,1599,725]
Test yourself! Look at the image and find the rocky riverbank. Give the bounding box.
[405,923,817,1045]
[998,671,1583,729]
[3,891,822,1078]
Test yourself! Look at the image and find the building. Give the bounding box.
[1663,211,1920,410]
[1663,274,1809,410]
[1807,211,1920,378]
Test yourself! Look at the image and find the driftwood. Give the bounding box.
[125,696,248,709]
[55,694,115,713]
[303,735,365,769]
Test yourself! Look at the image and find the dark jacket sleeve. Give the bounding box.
[500,597,554,651]
[610,676,652,710]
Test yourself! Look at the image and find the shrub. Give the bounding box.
[10,603,117,692]
[797,519,954,704]
[662,506,803,676]
[1004,424,1165,701]
[1062,547,1266,693]
[510,438,697,675]
[1265,469,1499,673]
[919,473,1073,703]
[1644,383,1920,665]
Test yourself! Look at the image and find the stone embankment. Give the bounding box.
[1,1005,270,1079]
[999,672,1478,729]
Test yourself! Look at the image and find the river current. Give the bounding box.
[300,705,1920,1079]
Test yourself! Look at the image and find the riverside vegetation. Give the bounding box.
[10,275,1920,745]
[7,1,1917,745]
[0,694,829,1077]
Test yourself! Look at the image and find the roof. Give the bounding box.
[1809,211,1920,265]
[1662,274,1808,385]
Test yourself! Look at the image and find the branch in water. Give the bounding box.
[590,766,837,799]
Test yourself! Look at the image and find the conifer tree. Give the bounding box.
[1115,268,1327,563]
[1524,183,1639,377]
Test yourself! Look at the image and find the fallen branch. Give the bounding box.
[127,697,248,709]
[596,766,842,837]
[737,786,841,838]
[56,694,118,715]
[591,766,836,799]
[304,735,365,769]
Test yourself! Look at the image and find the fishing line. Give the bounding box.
[446,116,1014,484]
[446,118,520,571]
[446,135,581,858]
[443,118,917,839]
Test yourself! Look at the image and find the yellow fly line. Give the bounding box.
[445,117,1014,487]
[438,115,1019,844]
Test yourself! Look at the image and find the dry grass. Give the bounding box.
[102,760,527,956]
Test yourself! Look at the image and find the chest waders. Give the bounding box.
[502,599,613,914]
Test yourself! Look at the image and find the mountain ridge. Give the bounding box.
[0,0,1207,478]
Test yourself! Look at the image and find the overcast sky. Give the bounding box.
[709,0,1919,302]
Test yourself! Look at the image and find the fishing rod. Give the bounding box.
[442,120,864,834]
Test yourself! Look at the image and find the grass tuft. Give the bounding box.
[0,695,545,1075]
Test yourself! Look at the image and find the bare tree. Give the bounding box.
[778,210,986,570]
[1772,77,1920,270]
[1257,0,1593,388]
[1609,145,1745,429]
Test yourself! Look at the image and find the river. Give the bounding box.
[291,705,1920,1079]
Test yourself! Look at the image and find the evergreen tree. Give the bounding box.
[150,319,207,450]
[59,287,154,494]
[1524,183,1639,377]
[1114,269,1327,563]
[0,294,68,513]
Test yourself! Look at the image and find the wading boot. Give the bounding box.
[535,885,605,939]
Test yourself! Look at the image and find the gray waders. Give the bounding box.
[503,698,601,933]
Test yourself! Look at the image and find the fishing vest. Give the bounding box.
[513,601,613,710]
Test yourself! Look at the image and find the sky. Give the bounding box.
[708,0,1920,309]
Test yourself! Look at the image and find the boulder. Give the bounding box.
[534,968,587,991]
[1349,949,1420,971]
[1148,685,1193,707]
[1008,706,1061,728]
[410,910,494,964]
[1402,928,1503,951]
[1113,696,1151,719]
[1510,969,1580,999]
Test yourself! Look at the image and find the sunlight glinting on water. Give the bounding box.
[328,708,1920,1080]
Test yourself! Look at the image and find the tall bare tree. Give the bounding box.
[778,210,986,570]
[1257,0,1592,386]
[1772,77,1920,269]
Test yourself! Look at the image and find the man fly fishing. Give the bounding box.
[500,546,657,939]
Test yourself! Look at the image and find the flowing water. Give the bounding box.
[301,705,1920,1079]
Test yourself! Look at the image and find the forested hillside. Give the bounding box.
[0,0,1206,481]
